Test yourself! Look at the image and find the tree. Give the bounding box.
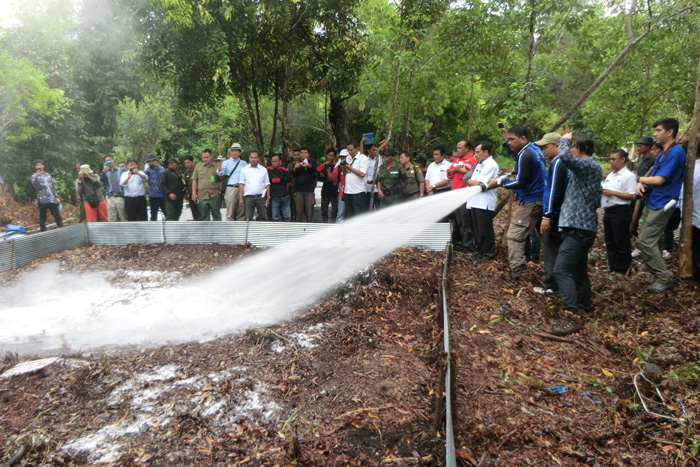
[0,52,66,142]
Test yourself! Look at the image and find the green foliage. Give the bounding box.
[0,52,67,142]
[114,91,179,163]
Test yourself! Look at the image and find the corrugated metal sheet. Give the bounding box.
[87,222,164,245]
[1,221,450,272]
[0,240,14,272]
[163,221,247,245]
[11,224,87,270]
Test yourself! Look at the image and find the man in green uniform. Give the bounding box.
[191,149,222,221]
[183,155,200,220]
[399,150,425,201]
[376,148,402,208]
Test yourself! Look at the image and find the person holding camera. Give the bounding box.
[76,164,108,222]
[159,158,185,221]
[30,160,63,231]
[144,154,166,221]
[120,159,148,221]
[291,147,318,222]
[100,154,127,222]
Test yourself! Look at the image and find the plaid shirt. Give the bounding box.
[557,138,602,232]
[30,172,59,204]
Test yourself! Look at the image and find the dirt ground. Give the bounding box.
[1,212,700,466]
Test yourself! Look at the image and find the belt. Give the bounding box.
[228,184,239,187]
[604,204,630,210]
[108,194,123,198]
[244,194,264,198]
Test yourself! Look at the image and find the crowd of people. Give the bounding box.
[17,120,700,336]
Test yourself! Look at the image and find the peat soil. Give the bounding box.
[1,244,446,466]
[449,218,700,466]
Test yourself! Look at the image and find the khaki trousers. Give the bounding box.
[224,186,245,221]
[294,192,316,222]
[106,196,127,222]
[506,201,543,272]
[639,206,675,284]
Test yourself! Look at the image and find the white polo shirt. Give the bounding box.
[366,156,382,193]
[120,170,146,197]
[344,153,369,195]
[425,159,450,187]
[467,156,500,211]
[601,166,636,208]
[240,164,270,196]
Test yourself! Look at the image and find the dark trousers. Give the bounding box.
[321,195,338,223]
[525,229,541,262]
[343,192,368,220]
[125,196,148,221]
[541,221,562,291]
[38,202,63,231]
[244,195,268,221]
[188,201,200,221]
[554,228,596,314]
[165,198,183,221]
[149,197,166,221]
[456,204,475,251]
[470,208,495,259]
[693,226,700,280]
[294,191,315,222]
[603,205,632,274]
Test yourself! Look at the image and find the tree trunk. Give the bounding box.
[329,94,348,150]
[252,83,264,155]
[678,30,700,279]
[467,74,475,141]
[548,27,652,132]
[280,51,292,161]
[385,55,402,147]
[233,66,264,156]
[522,0,536,124]
[269,76,279,156]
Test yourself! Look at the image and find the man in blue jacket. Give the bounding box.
[100,154,127,222]
[488,125,547,280]
[636,118,687,292]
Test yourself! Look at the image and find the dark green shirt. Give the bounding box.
[377,163,402,193]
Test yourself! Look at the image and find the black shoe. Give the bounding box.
[648,281,676,293]
[511,269,526,280]
[552,311,584,336]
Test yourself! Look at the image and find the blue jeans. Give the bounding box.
[271,195,291,221]
[336,198,345,222]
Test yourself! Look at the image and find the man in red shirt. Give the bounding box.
[447,139,478,252]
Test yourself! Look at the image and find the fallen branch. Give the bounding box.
[381,454,432,463]
[533,332,577,344]
[334,405,394,420]
[2,445,29,467]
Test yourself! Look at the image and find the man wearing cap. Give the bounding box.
[120,159,148,221]
[159,158,185,221]
[399,151,424,201]
[192,149,222,221]
[218,143,247,221]
[332,149,350,222]
[376,149,402,208]
[629,136,655,239]
[144,154,166,221]
[76,165,108,222]
[534,132,570,295]
[238,151,270,221]
[100,154,127,222]
[30,160,63,231]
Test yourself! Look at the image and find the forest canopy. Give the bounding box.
[0,0,697,201]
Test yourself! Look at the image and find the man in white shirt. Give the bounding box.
[364,142,382,209]
[342,140,369,219]
[602,149,637,274]
[120,158,148,221]
[238,151,270,221]
[466,141,500,260]
[218,143,248,221]
[425,145,451,195]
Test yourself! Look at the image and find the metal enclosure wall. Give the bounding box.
[1,221,450,272]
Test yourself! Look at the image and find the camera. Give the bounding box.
[131,168,138,174]
[339,160,347,167]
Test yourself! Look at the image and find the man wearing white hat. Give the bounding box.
[217,143,248,221]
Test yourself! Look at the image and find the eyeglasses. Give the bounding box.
[609,157,621,161]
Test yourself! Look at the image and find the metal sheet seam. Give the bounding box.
[442,242,457,467]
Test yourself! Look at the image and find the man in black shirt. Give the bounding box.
[317,148,338,223]
[291,147,318,222]
[160,158,185,221]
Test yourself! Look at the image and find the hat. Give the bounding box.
[33,159,44,168]
[534,132,562,146]
[416,155,427,165]
[167,158,179,164]
[230,143,242,151]
[79,164,94,174]
[339,149,349,157]
[635,136,654,146]
[146,153,157,161]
